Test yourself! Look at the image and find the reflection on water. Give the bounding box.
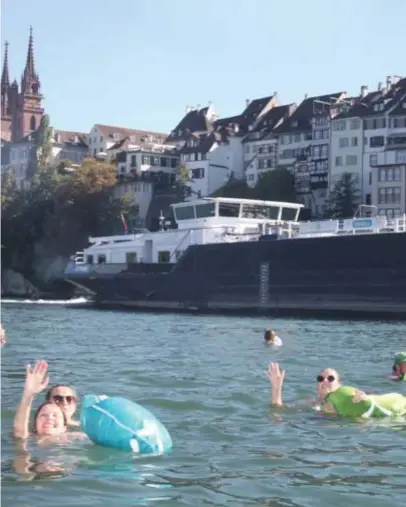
[1,303,406,507]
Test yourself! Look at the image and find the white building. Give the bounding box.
[1,128,88,188]
[87,124,167,158]
[330,76,406,216]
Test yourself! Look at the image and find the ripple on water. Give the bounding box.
[1,304,406,507]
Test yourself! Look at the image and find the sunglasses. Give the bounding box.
[52,395,76,404]
[317,375,335,383]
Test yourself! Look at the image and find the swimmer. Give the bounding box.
[45,385,80,427]
[1,323,6,347]
[13,360,67,440]
[13,360,86,442]
[266,362,406,418]
[389,352,406,381]
[264,329,282,347]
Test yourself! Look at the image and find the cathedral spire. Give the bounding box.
[1,41,10,93]
[21,26,40,94]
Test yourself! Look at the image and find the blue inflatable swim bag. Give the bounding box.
[80,395,172,455]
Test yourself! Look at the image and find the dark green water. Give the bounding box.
[1,301,406,507]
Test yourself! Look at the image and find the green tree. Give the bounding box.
[211,176,253,198]
[26,114,53,179]
[327,172,360,218]
[253,167,296,202]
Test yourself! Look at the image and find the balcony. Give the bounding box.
[370,150,406,166]
[386,135,406,150]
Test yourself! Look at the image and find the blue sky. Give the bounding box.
[1,0,405,135]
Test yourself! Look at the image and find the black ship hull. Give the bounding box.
[65,232,406,320]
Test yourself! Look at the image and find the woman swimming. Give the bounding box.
[13,360,85,442]
[389,352,406,381]
[45,384,80,427]
[266,362,406,418]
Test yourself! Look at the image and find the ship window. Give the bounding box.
[195,202,215,218]
[98,254,106,264]
[158,251,170,263]
[241,204,271,219]
[218,202,240,218]
[126,252,137,264]
[86,255,94,264]
[280,208,298,221]
[174,205,195,220]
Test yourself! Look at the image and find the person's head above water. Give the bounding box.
[45,385,78,422]
[316,367,341,400]
[264,329,278,344]
[34,401,67,436]
[393,352,406,379]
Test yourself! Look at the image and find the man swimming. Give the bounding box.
[390,352,406,381]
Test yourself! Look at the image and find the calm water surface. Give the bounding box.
[1,301,406,507]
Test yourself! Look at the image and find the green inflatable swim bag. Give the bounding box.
[325,386,406,419]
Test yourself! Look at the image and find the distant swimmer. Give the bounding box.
[1,323,6,347]
[264,328,282,347]
[390,352,406,381]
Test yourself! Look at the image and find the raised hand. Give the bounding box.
[24,360,49,395]
[265,362,286,389]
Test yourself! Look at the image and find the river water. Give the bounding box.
[1,301,406,507]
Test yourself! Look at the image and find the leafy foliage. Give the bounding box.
[212,167,296,202]
[326,172,360,218]
[1,157,135,276]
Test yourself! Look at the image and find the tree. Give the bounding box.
[327,172,360,218]
[26,114,53,179]
[253,167,296,202]
[211,176,253,198]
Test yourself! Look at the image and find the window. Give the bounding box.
[30,115,36,131]
[245,144,250,153]
[191,168,204,179]
[378,187,401,204]
[335,156,343,166]
[332,120,346,131]
[218,202,240,218]
[369,154,377,166]
[158,251,170,263]
[349,119,360,130]
[97,254,106,264]
[370,136,385,148]
[346,155,357,166]
[379,167,401,182]
[126,252,137,263]
[339,137,349,148]
[142,155,150,164]
[195,202,215,218]
[294,134,301,142]
[86,255,94,265]
[175,206,195,220]
[160,157,167,167]
[351,137,358,146]
[171,158,178,168]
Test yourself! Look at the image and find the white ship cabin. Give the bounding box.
[72,197,406,267]
[73,197,303,266]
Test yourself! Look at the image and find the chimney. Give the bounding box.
[273,91,278,99]
[185,105,190,114]
[360,85,368,98]
[386,75,392,89]
[245,99,250,107]
[304,93,308,99]
[377,82,383,92]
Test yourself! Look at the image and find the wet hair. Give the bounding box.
[33,402,67,433]
[45,384,77,401]
[264,329,277,343]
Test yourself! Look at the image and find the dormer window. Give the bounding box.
[130,135,136,142]
[178,130,183,137]
[74,135,79,143]
[113,133,120,140]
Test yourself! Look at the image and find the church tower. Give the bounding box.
[14,26,44,140]
[1,41,12,141]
